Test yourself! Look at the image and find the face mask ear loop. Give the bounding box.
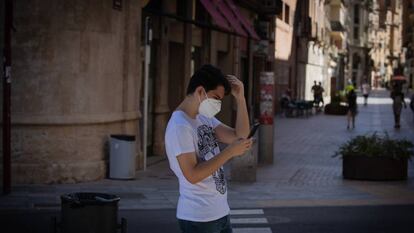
[202,89,215,129]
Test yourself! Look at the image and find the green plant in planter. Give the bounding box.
[334,132,414,160]
[335,133,413,180]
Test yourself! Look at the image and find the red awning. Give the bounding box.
[215,0,248,37]
[200,0,231,31]
[225,0,260,40]
[200,0,260,40]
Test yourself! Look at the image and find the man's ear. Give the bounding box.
[195,86,204,96]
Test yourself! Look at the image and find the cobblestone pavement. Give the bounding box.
[1,90,413,210]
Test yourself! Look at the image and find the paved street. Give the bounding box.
[1,90,414,232]
[2,205,414,233]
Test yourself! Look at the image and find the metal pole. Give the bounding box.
[3,0,12,195]
[143,17,152,171]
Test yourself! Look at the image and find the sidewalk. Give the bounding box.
[1,90,413,211]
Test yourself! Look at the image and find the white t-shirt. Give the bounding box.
[165,110,229,222]
[362,83,370,95]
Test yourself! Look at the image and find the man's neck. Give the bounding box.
[177,96,198,119]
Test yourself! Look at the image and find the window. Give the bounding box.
[385,0,391,8]
[353,26,359,40]
[354,5,360,24]
[277,4,283,20]
[352,54,360,69]
[285,4,290,24]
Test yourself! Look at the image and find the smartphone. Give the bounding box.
[247,123,260,139]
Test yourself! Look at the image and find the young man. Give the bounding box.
[165,64,253,233]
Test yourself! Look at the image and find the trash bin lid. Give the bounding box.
[61,192,120,206]
[110,134,135,141]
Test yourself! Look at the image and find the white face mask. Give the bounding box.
[198,90,221,118]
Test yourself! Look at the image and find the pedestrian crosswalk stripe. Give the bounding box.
[233,227,272,233]
[231,217,268,224]
[230,209,264,215]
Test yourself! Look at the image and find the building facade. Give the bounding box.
[294,0,333,101]
[328,0,348,93]
[274,0,297,102]
[3,0,280,184]
[376,0,404,85]
[346,0,371,88]
[6,0,144,183]
[368,0,389,88]
[402,0,414,89]
[143,0,280,181]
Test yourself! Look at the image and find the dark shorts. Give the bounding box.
[348,106,357,116]
[363,94,369,98]
[178,215,232,233]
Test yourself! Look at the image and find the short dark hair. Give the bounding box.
[186,64,231,95]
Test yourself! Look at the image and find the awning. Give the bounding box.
[215,0,248,37]
[200,0,232,31]
[200,0,260,40]
[225,0,260,40]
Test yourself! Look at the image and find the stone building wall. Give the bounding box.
[1,0,143,184]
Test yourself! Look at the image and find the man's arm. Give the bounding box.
[214,76,250,144]
[234,95,250,137]
[177,139,252,184]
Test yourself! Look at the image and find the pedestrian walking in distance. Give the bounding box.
[361,80,371,106]
[311,81,318,106]
[346,87,357,130]
[391,85,407,129]
[165,64,252,233]
[317,81,325,107]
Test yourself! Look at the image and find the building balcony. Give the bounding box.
[330,21,345,32]
[329,0,346,30]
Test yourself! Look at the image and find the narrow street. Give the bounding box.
[3,0,414,232]
[1,90,414,233]
[2,205,414,233]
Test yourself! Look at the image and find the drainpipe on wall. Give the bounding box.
[143,17,152,171]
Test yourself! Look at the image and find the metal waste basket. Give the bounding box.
[109,135,136,179]
[53,192,127,233]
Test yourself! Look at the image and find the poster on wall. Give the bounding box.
[260,72,274,125]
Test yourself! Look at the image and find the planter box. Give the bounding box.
[325,103,348,115]
[343,156,408,181]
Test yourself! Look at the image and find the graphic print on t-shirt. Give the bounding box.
[197,124,227,194]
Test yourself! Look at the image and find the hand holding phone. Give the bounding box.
[247,123,260,139]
